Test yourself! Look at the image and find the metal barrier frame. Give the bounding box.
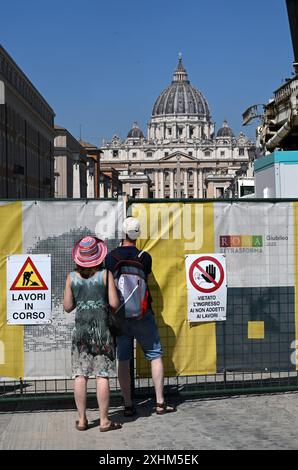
[0,197,298,402]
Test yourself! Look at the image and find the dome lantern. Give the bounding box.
[172,53,190,84]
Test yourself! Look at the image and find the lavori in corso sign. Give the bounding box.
[7,254,52,324]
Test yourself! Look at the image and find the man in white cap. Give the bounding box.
[105,217,176,417]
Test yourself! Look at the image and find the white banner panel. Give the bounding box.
[21,200,124,379]
[185,254,227,322]
[214,202,294,288]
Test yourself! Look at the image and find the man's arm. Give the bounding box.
[144,252,152,275]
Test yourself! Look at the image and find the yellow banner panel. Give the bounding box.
[0,202,24,379]
[132,202,216,377]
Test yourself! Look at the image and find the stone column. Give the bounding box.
[151,124,155,140]
[87,172,94,198]
[154,170,159,198]
[99,181,105,198]
[193,168,198,198]
[176,157,182,198]
[73,163,81,198]
[184,170,188,198]
[172,124,176,139]
[140,183,148,198]
[160,170,165,198]
[198,168,204,198]
[186,124,190,139]
[170,169,174,198]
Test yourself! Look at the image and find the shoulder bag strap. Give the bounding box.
[105,269,109,303]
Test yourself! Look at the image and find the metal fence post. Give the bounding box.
[130,338,135,399]
[223,322,227,385]
[19,377,24,396]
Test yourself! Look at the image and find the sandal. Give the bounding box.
[99,421,122,432]
[75,419,88,431]
[153,402,177,415]
[124,405,136,417]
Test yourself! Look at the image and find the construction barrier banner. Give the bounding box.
[0,200,124,379]
[1,199,298,380]
[131,201,298,377]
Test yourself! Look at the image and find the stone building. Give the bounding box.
[0,45,55,198]
[54,125,87,198]
[54,130,121,199]
[101,56,253,198]
[79,140,101,198]
[99,166,122,198]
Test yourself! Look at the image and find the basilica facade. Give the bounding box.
[100,56,253,199]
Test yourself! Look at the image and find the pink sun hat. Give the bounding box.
[72,236,108,268]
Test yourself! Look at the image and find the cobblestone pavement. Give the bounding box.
[0,392,297,450]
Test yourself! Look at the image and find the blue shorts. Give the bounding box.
[116,310,163,361]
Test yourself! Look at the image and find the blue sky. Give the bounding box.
[1,0,293,144]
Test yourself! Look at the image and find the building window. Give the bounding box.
[147,152,152,157]
[188,151,193,157]
[239,148,245,156]
[178,128,183,136]
[216,187,224,198]
[168,128,172,136]
[205,151,210,156]
[132,152,137,158]
[132,188,140,198]
[165,152,169,157]
[113,150,118,157]
[220,151,225,157]
[240,185,254,197]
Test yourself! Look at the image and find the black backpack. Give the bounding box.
[111,250,150,320]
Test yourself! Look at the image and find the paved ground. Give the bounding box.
[0,392,297,450]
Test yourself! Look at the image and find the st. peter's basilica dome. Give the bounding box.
[152,55,211,119]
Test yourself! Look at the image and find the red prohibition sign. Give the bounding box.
[189,256,224,293]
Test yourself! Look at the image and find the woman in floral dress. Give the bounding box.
[63,236,122,432]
